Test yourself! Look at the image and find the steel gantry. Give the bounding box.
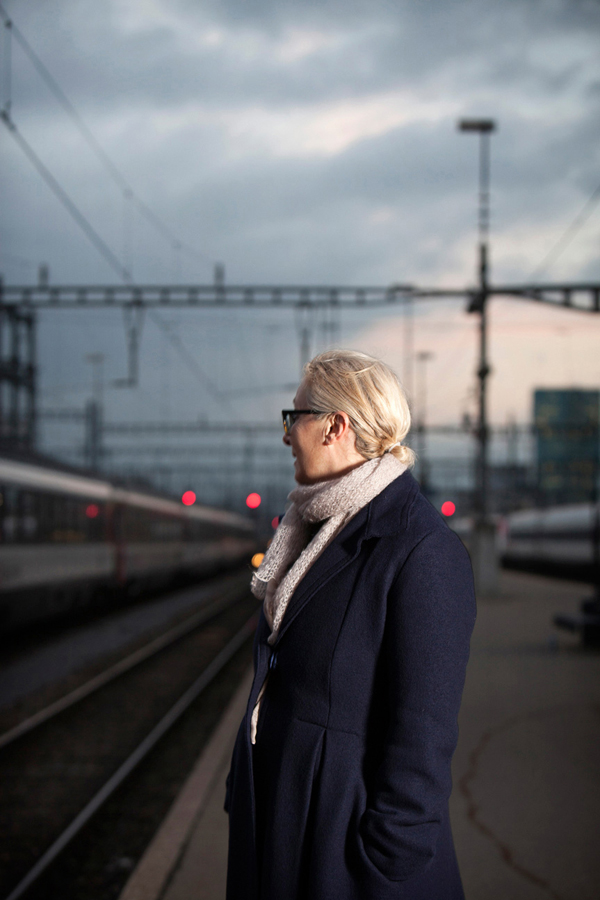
[2,278,600,459]
[5,276,599,593]
[2,280,599,310]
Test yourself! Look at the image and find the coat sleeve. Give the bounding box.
[359,527,476,881]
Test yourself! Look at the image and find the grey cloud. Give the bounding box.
[8,0,600,120]
[3,0,600,289]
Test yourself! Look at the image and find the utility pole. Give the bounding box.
[458,117,498,593]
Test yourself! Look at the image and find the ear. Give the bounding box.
[324,412,351,444]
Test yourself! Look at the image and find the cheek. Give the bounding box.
[302,435,324,469]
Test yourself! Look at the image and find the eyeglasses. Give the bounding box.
[281,409,321,435]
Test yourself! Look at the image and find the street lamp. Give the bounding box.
[457,117,496,523]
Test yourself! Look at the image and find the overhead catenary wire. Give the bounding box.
[0,2,216,270]
[2,8,11,114]
[0,3,226,393]
[147,310,231,407]
[1,109,131,283]
[1,101,223,390]
[529,182,600,280]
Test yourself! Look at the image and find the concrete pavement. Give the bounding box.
[451,570,600,900]
[119,570,600,900]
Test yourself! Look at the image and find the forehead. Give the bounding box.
[294,378,309,408]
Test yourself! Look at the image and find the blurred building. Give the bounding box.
[534,389,599,505]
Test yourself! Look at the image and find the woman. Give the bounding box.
[226,350,476,900]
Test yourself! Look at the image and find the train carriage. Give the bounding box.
[0,456,257,631]
[502,503,599,582]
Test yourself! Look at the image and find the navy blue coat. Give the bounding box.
[226,471,476,900]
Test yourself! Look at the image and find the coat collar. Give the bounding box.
[363,468,419,538]
[272,470,419,644]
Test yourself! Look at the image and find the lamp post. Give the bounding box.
[458,117,498,593]
[458,117,496,521]
[416,350,434,495]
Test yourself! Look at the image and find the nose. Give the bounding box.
[283,433,291,446]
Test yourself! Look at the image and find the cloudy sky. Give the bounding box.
[1,0,600,467]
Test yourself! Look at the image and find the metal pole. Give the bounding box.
[416,351,433,494]
[25,307,36,448]
[458,118,496,523]
[403,295,414,405]
[2,13,11,118]
[477,129,491,523]
[85,353,105,469]
[458,117,497,594]
[9,305,19,442]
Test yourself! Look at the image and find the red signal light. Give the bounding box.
[182,491,196,506]
[86,504,99,518]
[271,516,279,529]
[441,501,456,517]
[246,492,261,509]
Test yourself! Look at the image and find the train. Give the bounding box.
[501,502,600,583]
[0,453,258,632]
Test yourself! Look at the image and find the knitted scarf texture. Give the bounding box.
[251,453,407,646]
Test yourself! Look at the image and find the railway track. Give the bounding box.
[0,575,258,900]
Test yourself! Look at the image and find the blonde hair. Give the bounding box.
[303,349,415,468]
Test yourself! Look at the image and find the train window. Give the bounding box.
[49,495,86,542]
[38,492,55,542]
[0,487,24,543]
[49,494,67,541]
[120,505,142,542]
[0,486,6,543]
[85,500,105,542]
[188,519,219,541]
[1,485,18,543]
[150,515,184,541]
[21,491,39,542]
[118,505,184,542]
[0,484,109,544]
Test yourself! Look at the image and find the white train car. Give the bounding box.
[0,456,257,631]
[502,503,599,581]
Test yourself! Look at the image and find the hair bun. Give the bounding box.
[385,441,401,454]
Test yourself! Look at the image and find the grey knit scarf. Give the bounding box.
[251,453,407,646]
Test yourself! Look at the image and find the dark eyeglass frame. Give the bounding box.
[281,409,322,435]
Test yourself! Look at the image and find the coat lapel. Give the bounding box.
[269,471,418,646]
[274,503,372,644]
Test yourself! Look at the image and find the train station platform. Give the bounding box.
[118,570,600,900]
